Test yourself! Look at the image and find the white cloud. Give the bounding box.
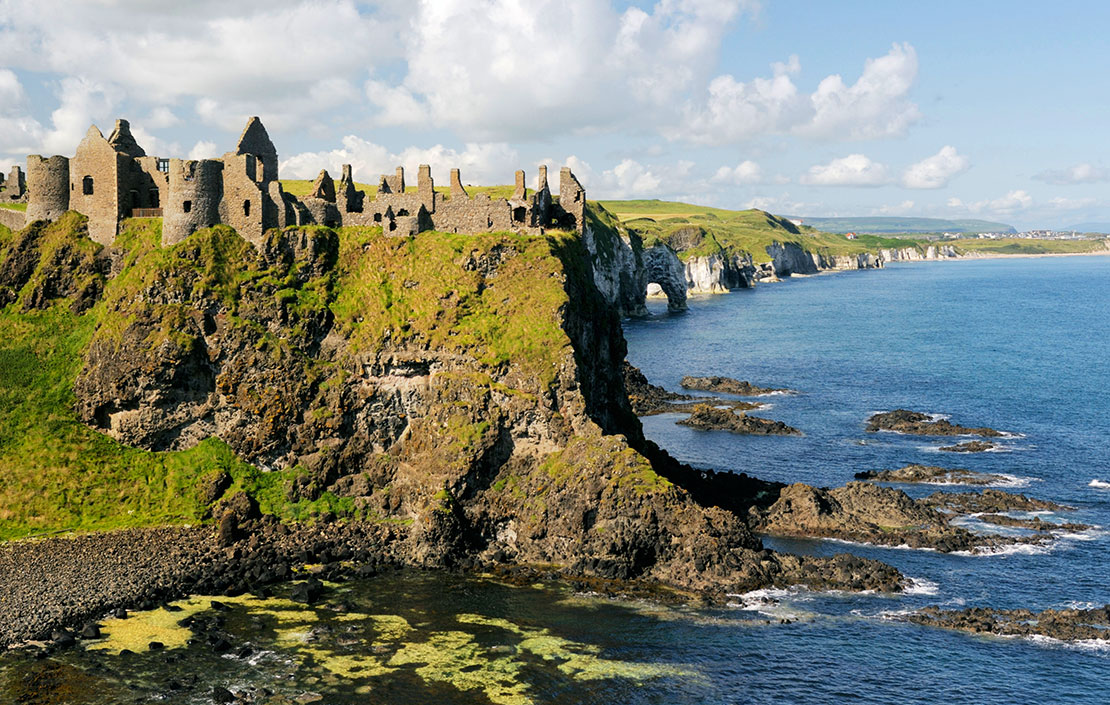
[281,136,521,187]
[1033,163,1110,185]
[188,140,219,160]
[1047,196,1096,210]
[712,159,764,185]
[874,200,915,215]
[801,154,889,186]
[384,0,758,140]
[901,145,969,189]
[956,190,1034,216]
[679,43,920,145]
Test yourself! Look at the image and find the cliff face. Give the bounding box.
[879,245,959,261]
[0,211,900,595]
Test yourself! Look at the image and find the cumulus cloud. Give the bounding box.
[281,136,521,186]
[712,160,764,185]
[380,0,758,140]
[801,154,889,186]
[188,141,220,160]
[678,43,920,145]
[901,145,969,189]
[1047,196,1096,210]
[874,200,915,215]
[951,190,1034,216]
[1033,163,1110,185]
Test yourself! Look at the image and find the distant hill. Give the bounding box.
[1065,222,1110,234]
[598,199,923,263]
[786,216,1016,235]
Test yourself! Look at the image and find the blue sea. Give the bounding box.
[4,256,1109,703]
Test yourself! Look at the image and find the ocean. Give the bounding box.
[4,256,1109,703]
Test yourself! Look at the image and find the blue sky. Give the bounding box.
[0,0,1107,229]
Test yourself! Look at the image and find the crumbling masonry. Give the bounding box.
[18,117,586,247]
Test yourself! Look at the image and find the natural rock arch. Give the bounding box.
[643,244,687,312]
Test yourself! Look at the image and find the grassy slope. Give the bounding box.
[0,212,601,540]
[601,199,1106,261]
[600,199,924,263]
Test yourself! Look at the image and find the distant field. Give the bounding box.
[946,237,1110,255]
[788,215,1016,235]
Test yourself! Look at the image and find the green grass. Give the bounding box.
[0,202,26,212]
[600,199,927,264]
[0,210,590,538]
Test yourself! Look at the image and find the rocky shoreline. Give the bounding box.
[907,605,1110,643]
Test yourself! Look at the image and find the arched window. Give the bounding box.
[82,176,94,195]
[243,199,251,217]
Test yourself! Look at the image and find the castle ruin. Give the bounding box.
[15,117,586,246]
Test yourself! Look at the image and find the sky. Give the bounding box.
[0,0,1108,230]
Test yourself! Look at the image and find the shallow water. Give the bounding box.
[5,256,1110,703]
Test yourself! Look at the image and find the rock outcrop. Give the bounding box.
[908,605,1110,642]
[678,404,801,436]
[855,464,1011,486]
[1,210,904,602]
[866,409,1004,437]
[681,375,793,396]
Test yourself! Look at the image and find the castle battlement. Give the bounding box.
[16,117,586,247]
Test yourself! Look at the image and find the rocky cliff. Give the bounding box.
[0,211,900,598]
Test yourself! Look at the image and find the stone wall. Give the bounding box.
[0,208,25,231]
[26,155,70,223]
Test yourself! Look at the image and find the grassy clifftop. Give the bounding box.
[0,212,621,540]
[600,199,923,263]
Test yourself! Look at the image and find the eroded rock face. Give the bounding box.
[28,216,901,597]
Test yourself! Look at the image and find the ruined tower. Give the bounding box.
[26,155,70,222]
[163,159,224,246]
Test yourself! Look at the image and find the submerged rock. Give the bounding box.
[939,440,997,453]
[622,363,759,416]
[866,410,1004,437]
[678,404,801,436]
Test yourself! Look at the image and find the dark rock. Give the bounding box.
[908,604,1110,642]
[680,375,793,396]
[212,686,236,704]
[199,470,233,506]
[867,409,1003,437]
[291,577,324,604]
[148,641,164,651]
[678,404,801,436]
[51,629,75,648]
[921,489,1073,514]
[854,464,1010,485]
[939,440,997,453]
[79,623,101,639]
